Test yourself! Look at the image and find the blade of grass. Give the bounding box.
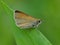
[0,1,52,45]
[0,1,16,45]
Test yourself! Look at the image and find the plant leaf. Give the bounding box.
[0,1,52,45]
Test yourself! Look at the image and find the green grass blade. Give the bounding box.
[0,1,16,45]
[0,1,52,45]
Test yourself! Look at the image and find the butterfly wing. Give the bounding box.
[14,10,41,29]
[14,10,35,28]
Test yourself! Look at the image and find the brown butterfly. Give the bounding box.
[14,10,42,29]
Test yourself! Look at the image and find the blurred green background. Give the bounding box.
[0,0,60,45]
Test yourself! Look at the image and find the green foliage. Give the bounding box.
[0,0,60,45]
[0,1,52,45]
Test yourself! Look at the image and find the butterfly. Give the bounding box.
[14,10,42,29]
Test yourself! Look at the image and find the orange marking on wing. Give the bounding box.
[15,10,37,21]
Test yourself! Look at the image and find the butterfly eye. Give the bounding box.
[37,20,41,24]
[38,20,40,23]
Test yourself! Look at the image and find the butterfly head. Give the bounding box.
[30,19,42,28]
